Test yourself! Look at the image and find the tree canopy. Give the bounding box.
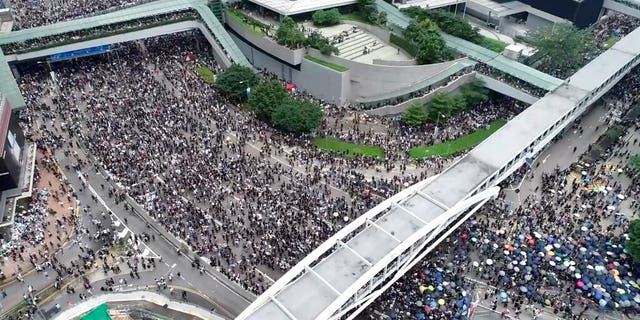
[215,64,260,101]
[460,79,489,107]
[403,8,482,43]
[271,97,323,133]
[357,0,379,24]
[626,219,640,261]
[526,23,595,77]
[312,8,341,26]
[306,31,339,55]
[248,80,289,121]
[276,17,306,48]
[404,18,451,64]
[402,101,429,127]
[426,92,465,122]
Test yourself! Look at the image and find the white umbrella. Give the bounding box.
[486,259,494,265]
[607,205,616,211]
[617,194,625,200]
[581,171,588,175]
[472,261,479,267]
[606,186,613,191]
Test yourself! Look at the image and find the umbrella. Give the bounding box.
[520,286,528,293]
[581,171,588,175]
[607,205,616,211]
[416,301,423,307]
[618,194,625,200]
[500,291,508,300]
[472,261,479,267]
[486,259,494,265]
[438,299,445,306]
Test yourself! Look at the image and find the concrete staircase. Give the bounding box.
[335,32,385,60]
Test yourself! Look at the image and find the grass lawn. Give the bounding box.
[312,137,385,158]
[196,65,215,84]
[305,55,349,72]
[226,8,265,37]
[409,119,507,159]
[480,36,509,53]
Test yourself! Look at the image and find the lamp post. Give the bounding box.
[239,80,251,98]
[462,0,468,19]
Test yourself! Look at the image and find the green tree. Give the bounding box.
[402,8,482,43]
[276,17,306,48]
[357,0,378,24]
[377,11,387,25]
[312,8,341,26]
[460,79,488,108]
[526,23,595,77]
[426,92,464,122]
[248,80,289,121]
[626,219,640,261]
[306,31,339,55]
[402,101,428,127]
[215,64,260,101]
[271,97,323,133]
[405,18,451,64]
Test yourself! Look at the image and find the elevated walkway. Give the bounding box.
[374,0,564,91]
[603,0,640,19]
[0,0,251,109]
[237,26,640,320]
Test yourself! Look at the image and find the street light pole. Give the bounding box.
[462,0,468,19]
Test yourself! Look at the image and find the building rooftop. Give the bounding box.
[247,0,356,16]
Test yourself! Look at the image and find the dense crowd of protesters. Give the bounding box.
[371,65,640,319]
[18,31,435,293]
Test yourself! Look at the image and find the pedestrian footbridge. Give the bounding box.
[0,0,250,109]
[375,0,564,92]
[236,26,640,320]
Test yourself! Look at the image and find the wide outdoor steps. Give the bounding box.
[334,32,385,60]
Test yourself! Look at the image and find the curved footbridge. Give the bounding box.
[236,26,640,320]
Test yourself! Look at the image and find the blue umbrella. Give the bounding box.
[417,313,426,320]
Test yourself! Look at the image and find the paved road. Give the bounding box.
[42,143,254,318]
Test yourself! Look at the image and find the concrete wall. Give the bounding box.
[306,48,466,101]
[4,21,233,68]
[476,73,539,105]
[372,58,417,66]
[365,72,476,116]
[229,33,349,104]
[525,13,552,30]
[224,11,304,65]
